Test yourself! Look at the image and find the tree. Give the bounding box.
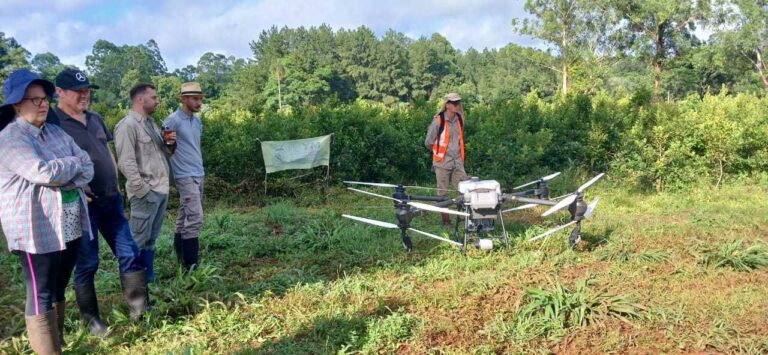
[196,52,244,98]
[611,0,711,97]
[31,52,69,81]
[86,39,168,103]
[336,26,379,100]
[710,0,768,91]
[409,34,459,101]
[0,32,30,87]
[370,30,412,103]
[173,65,197,82]
[514,0,612,95]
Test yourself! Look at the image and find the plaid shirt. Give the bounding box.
[0,116,94,254]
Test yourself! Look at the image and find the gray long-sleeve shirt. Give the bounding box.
[114,111,171,200]
[424,112,464,170]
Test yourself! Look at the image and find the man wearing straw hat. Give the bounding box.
[163,82,205,271]
[424,92,468,226]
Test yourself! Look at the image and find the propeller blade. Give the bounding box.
[502,203,538,213]
[542,194,577,217]
[344,181,399,188]
[551,193,574,201]
[347,187,403,203]
[403,185,457,192]
[513,180,538,190]
[528,221,578,242]
[542,171,562,181]
[584,197,599,218]
[407,228,463,246]
[408,202,470,217]
[342,214,399,229]
[577,173,605,193]
[513,172,561,190]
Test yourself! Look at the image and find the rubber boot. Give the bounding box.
[52,302,65,347]
[119,270,147,321]
[25,310,61,355]
[73,283,109,337]
[181,238,199,271]
[441,213,452,226]
[173,233,183,264]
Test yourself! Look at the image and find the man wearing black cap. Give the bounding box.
[53,69,146,337]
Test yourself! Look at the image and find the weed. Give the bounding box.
[699,240,768,271]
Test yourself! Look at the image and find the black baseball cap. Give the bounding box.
[55,69,100,90]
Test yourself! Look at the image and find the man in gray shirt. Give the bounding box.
[163,82,205,271]
[424,93,468,226]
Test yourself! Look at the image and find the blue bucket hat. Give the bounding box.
[2,69,55,109]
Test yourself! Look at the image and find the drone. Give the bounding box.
[342,172,604,252]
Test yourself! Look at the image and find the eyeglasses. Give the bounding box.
[21,96,49,106]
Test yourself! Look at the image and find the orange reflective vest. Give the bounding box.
[431,112,464,162]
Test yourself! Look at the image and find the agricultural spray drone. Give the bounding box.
[342,172,604,252]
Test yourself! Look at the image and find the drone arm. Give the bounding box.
[506,189,537,198]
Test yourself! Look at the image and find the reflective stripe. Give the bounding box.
[431,113,464,162]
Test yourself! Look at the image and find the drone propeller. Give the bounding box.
[541,173,604,217]
[551,193,574,201]
[344,181,400,188]
[528,221,578,242]
[528,197,600,242]
[513,172,561,190]
[342,214,462,246]
[346,188,468,217]
[584,197,599,217]
[502,203,538,213]
[342,214,399,229]
[577,173,605,193]
[408,201,469,217]
[344,181,456,192]
[347,187,403,203]
[542,194,577,217]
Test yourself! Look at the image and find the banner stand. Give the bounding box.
[257,134,333,194]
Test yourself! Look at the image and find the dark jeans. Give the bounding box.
[17,239,79,316]
[74,194,143,285]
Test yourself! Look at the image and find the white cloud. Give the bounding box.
[1,0,539,70]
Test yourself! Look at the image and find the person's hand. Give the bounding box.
[164,132,177,145]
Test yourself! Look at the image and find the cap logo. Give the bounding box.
[75,72,86,81]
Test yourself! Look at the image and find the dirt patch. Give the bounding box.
[267,223,284,235]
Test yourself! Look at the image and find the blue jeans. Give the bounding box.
[74,194,143,285]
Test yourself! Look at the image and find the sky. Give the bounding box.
[0,0,538,71]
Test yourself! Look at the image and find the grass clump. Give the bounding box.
[699,240,768,271]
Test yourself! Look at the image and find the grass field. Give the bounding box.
[0,180,767,354]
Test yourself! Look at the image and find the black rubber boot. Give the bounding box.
[25,310,62,355]
[181,238,199,271]
[173,232,183,264]
[119,270,147,321]
[73,283,109,337]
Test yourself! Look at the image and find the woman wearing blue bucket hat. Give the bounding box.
[0,69,94,354]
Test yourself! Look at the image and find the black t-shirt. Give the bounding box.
[53,108,119,200]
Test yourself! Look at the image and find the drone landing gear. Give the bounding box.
[400,229,413,251]
[569,222,582,247]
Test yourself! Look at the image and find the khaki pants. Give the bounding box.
[435,165,467,197]
[175,176,204,240]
